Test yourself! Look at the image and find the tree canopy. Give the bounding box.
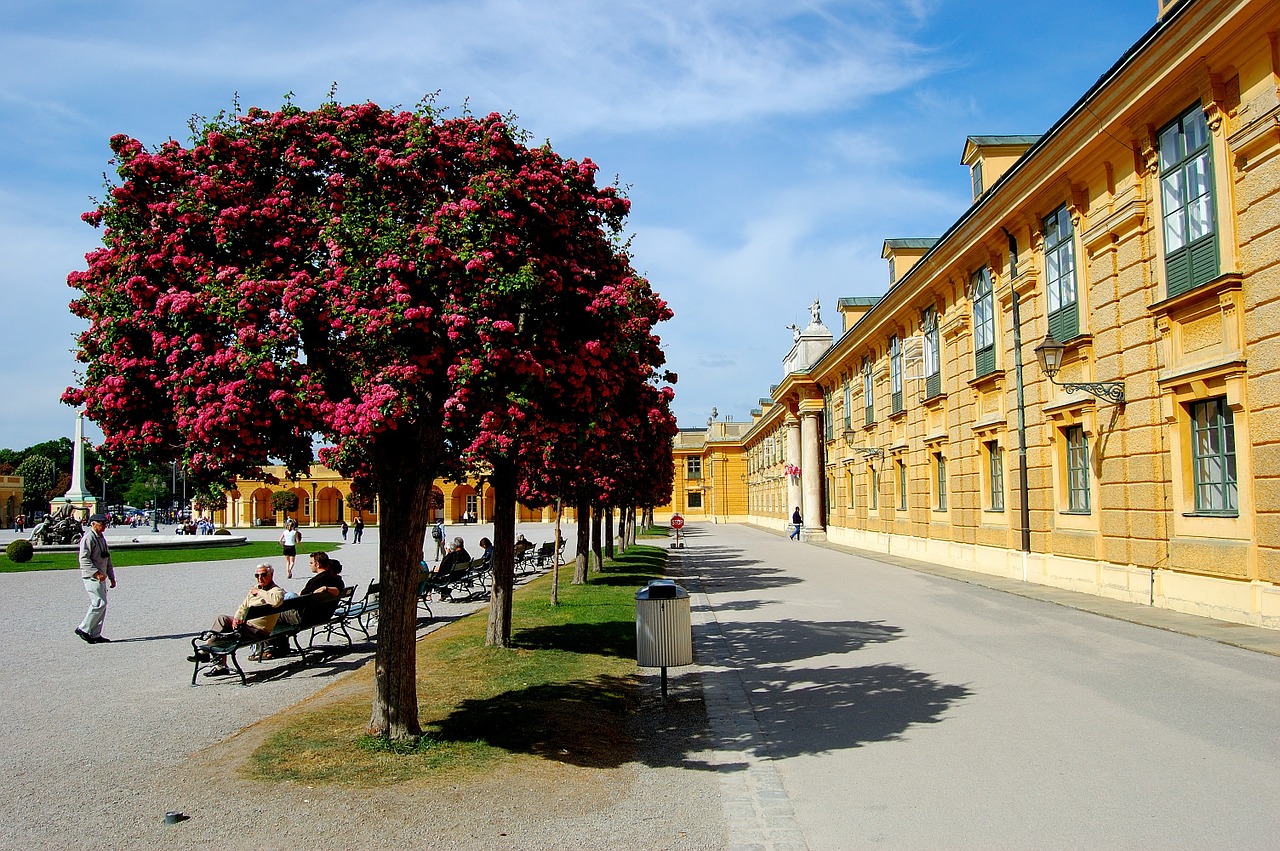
[65,99,675,739]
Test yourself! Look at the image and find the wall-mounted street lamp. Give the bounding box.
[840,429,885,460]
[1033,332,1125,405]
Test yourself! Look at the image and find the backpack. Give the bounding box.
[431,525,443,541]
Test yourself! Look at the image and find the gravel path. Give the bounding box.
[0,524,726,850]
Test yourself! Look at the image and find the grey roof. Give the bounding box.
[882,238,938,251]
[965,135,1042,147]
[837,297,881,308]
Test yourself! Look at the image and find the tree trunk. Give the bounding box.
[604,505,614,560]
[485,459,516,648]
[367,435,434,740]
[550,497,561,606]
[573,498,589,584]
[591,503,602,572]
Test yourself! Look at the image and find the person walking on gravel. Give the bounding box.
[279,519,302,578]
[75,513,116,644]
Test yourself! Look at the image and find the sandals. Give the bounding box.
[203,665,230,677]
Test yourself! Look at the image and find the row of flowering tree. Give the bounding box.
[65,98,675,742]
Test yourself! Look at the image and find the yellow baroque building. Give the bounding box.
[1,475,23,526]
[213,465,562,528]
[676,0,1280,630]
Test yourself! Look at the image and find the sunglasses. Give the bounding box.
[254,572,270,578]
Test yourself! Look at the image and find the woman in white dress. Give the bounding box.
[279,519,303,578]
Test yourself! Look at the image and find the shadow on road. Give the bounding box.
[738,663,972,758]
[717,617,903,666]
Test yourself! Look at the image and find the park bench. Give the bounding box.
[309,581,379,646]
[188,591,347,686]
[419,557,491,606]
[534,540,565,572]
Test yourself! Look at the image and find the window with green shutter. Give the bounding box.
[1044,205,1079,341]
[971,267,995,376]
[843,375,851,430]
[923,306,941,398]
[862,357,874,426]
[1191,397,1237,515]
[987,441,1005,512]
[1066,426,1090,512]
[934,452,947,511]
[1160,103,1218,297]
[824,386,833,441]
[890,335,904,413]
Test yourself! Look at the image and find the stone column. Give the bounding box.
[798,400,826,542]
[785,414,802,521]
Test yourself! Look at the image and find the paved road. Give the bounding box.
[6,520,1280,849]
[676,523,1280,850]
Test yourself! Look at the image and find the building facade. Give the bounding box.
[1,476,22,526]
[214,465,565,528]
[728,0,1280,629]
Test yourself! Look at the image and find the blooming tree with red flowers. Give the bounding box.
[64,100,651,740]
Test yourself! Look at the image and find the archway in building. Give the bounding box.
[451,485,476,523]
[482,486,495,524]
[316,487,341,525]
[250,487,273,525]
[289,486,309,526]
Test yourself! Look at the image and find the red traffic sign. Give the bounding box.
[670,514,685,530]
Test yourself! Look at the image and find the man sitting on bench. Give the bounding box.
[190,563,285,677]
[432,537,471,601]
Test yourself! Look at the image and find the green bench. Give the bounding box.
[188,590,349,686]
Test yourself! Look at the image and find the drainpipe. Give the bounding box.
[1011,285,1032,554]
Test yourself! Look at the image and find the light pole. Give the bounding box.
[149,476,162,532]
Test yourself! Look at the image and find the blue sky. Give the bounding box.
[0,0,1158,449]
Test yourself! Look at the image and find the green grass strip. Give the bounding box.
[247,544,667,786]
[0,540,338,572]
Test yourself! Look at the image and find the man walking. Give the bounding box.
[353,516,364,543]
[75,513,116,644]
[430,518,445,562]
[790,507,802,541]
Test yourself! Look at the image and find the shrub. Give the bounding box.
[5,539,34,563]
[214,527,231,536]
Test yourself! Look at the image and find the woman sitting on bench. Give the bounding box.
[432,538,471,600]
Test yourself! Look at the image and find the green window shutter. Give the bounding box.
[975,345,995,377]
[1189,235,1219,290]
[926,373,941,398]
[1166,249,1192,296]
[1048,303,1078,342]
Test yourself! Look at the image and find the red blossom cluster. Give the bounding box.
[66,102,672,509]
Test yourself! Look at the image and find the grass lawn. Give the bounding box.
[247,544,667,785]
[637,524,670,538]
[0,540,338,572]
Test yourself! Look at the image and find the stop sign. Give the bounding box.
[670,514,685,530]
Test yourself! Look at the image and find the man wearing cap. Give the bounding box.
[75,513,116,644]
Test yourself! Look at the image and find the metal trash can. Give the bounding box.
[636,579,693,697]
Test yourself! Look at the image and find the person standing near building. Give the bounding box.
[340,519,349,541]
[430,518,445,562]
[353,516,364,543]
[75,513,116,644]
[279,519,302,579]
[790,507,802,541]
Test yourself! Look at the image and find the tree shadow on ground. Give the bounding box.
[730,663,972,759]
[715,618,903,666]
[514,620,634,659]
[430,674,640,768]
